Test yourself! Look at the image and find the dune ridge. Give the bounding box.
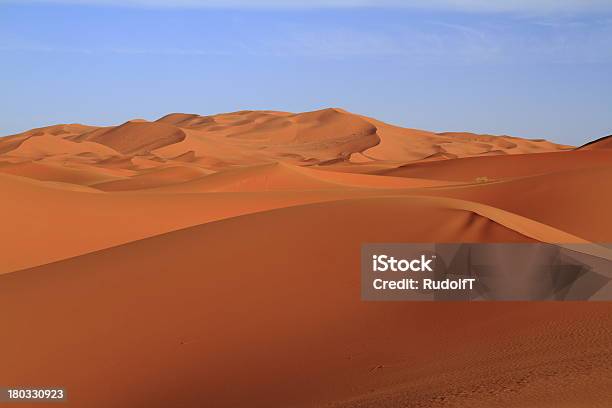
[578,134,612,150]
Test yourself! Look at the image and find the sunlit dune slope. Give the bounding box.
[2,198,611,408]
[7,134,120,161]
[0,124,102,155]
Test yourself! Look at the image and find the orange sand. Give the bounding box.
[0,108,610,408]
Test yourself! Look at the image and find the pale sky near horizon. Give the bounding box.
[1,1,611,145]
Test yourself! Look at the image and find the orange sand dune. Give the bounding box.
[2,198,611,408]
[93,165,212,191]
[154,108,568,167]
[578,134,612,150]
[0,109,610,408]
[356,115,571,163]
[5,134,120,161]
[152,108,380,168]
[0,160,128,185]
[138,162,455,193]
[0,124,100,156]
[73,120,186,155]
[0,109,571,183]
[380,149,612,182]
[416,166,612,241]
[0,172,435,274]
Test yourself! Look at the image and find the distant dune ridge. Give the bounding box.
[1,108,611,408]
[0,108,572,173]
[577,134,612,150]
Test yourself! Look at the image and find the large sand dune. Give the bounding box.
[1,199,611,408]
[0,108,610,407]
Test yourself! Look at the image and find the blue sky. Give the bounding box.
[1,1,611,145]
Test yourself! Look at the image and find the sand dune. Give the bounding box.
[1,109,571,182]
[0,108,574,194]
[0,124,100,157]
[2,198,611,408]
[0,172,429,274]
[92,165,212,191]
[0,109,610,408]
[379,149,612,181]
[5,134,120,161]
[152,108,381,168]
[578,134,612,150]
[356,115,571,163]
[0,160,128,185]
[74,120,186,155]
[416,166,612,241]
[137,162,455,193]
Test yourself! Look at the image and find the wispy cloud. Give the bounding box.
[5,21,610,65]
[230,19,612,64]
[2,0,612,13]
[2,6,612,65]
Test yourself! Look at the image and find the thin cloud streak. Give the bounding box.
[3,25,611,65]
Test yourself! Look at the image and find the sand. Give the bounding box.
[577,135,612,150]
[0,108,610,408]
